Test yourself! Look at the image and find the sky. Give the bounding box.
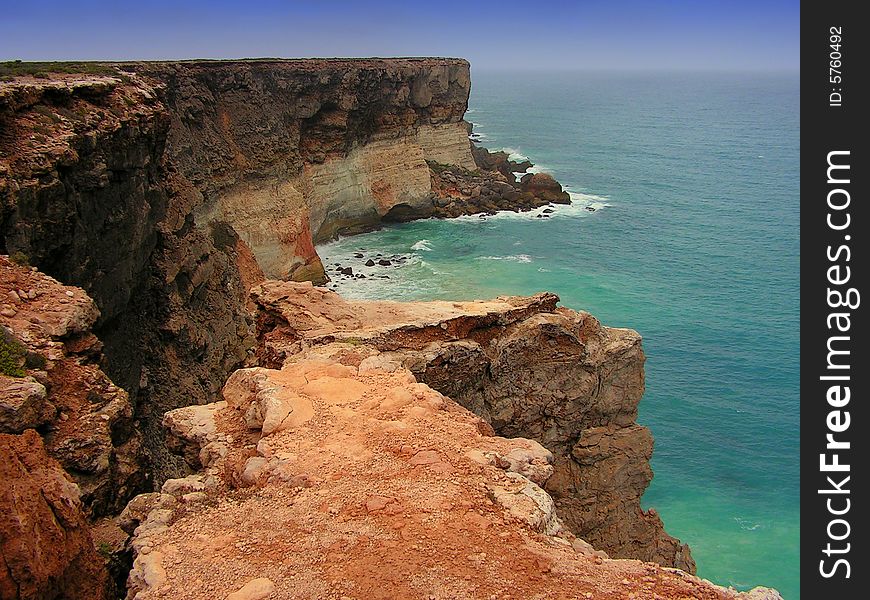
[1,0,799,71]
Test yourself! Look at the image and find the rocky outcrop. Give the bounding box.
[123,357,776,600]
[0,256,145,516]
[0,60,501,485]
[247,280,694,571]
[0,429,111,599]
[427,162,570,219]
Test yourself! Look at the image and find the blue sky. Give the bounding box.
[1,0,799,70]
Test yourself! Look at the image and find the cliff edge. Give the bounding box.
[123,320,778,599]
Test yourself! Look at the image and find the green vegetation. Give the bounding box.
[425,160,452,174]
[9,251,30,267]
[0,335,26,378]
[0,60,119,79]
[96,541,114,559]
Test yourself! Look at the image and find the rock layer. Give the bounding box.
[249,281,694,571]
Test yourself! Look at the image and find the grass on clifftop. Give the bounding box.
[0,335,26,378]
[0,60,118,80]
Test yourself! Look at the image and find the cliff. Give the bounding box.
[0,59,744,597]
[122,323,778,600]
[131,59,476,282]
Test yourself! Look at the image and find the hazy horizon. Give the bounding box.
[1,0,799,71]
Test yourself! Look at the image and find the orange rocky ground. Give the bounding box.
[124,359,780,600]
[0,256,144,516]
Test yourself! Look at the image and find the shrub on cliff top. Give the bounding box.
[0,333,26,378]
[0,61,119,79]
[9,251,30,267]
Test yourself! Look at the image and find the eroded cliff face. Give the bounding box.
[0,73,256,488]
[135,59,475,282]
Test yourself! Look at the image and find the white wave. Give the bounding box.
[734,517,762,531]
[411,239,433,251]
[527,164,553,174]
[496,147,531,163]
[512,171,529,181]
[564,187,612,211]
[475,254,532,263]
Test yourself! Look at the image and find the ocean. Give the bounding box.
[318,70,800,598]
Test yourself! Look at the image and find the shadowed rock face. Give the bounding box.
[249,281,695,571]
[0,430,111,600]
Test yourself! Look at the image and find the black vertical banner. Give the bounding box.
[802,2,866,598]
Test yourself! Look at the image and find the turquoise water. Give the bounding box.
[319,71,800,598]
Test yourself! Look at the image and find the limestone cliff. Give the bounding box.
[129,59,476,282]
[0,59,701,588]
